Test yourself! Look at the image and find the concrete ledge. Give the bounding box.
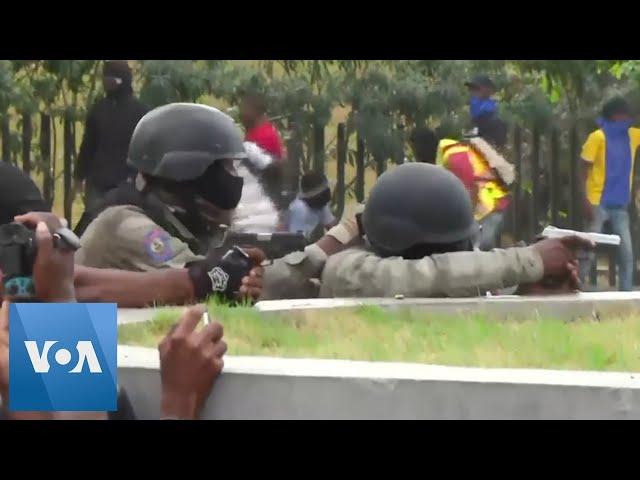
[118,345,640,420]
[254,292,640,321]
[118,307,180,325]
[117,292,640,325]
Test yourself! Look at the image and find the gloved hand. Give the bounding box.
[187,247,265,303]
[326,203,365,245]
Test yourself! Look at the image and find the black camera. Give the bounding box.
[0,223,38,298]
[0,222,82,299]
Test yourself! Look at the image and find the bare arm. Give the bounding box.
[74,265,196,308]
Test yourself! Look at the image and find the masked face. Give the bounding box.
[194,160,244,211]
[469,96,498,120]
[146,161,243,235]
[103,75,122,94]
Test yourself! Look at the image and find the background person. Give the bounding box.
[409,127,438,164]
[286,171,336,240]
[578,97,640,291]
[465,74,502,128]
[75,60,150,213]
[239,92,287,208]
[436,116,512,251]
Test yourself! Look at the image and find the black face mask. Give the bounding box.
[303,188,331,210]
[193,163,244,210]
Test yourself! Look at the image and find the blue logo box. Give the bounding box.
[9,303,117,412]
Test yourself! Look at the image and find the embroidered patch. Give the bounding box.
[144,228,174,263]
[207,267,230,293]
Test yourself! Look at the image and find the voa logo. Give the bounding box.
[24,340,103,374]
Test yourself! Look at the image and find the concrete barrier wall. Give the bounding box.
[118,346,640,420]
[118,292,640,326]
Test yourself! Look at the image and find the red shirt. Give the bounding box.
[447,151,510,212]
[245,121,285,162]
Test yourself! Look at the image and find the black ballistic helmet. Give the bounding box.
[128,103,247,181]
[363,163,477,256]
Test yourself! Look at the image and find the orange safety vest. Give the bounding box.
[436,139,509,221]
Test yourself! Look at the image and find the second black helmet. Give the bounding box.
[363,163,477,257]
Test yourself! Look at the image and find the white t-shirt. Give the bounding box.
[287,198,335,237]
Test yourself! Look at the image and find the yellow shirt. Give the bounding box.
[581,127,640,206]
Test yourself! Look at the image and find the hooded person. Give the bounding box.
[75,60,150,214]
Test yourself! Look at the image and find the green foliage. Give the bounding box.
[137,60,225,107]
[5,59,640,175]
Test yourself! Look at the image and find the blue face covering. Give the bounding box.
[597,117,634,207]
[597,117,633,135]
[470,96,498,120]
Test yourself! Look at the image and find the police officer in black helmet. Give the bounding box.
[75,103,265,303]
[320,162,595,299]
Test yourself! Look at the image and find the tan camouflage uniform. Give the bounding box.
[319,246,544,298]
[75,204,326,300]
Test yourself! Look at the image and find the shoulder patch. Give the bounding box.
[144,227,175,263]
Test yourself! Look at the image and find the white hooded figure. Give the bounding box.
[231,141,281,233]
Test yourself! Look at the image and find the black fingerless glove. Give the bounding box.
[187,247,253,301]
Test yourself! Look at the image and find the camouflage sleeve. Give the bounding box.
[260,244,328,300]
[78,206,203,271]
[319,246,544,298]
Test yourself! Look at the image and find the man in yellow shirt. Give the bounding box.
[579,97,640,291]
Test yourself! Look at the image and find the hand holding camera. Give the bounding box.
[0,219,79,302]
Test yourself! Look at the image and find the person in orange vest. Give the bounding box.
[436,117,514,251]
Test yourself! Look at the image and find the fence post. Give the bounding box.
[550,127,560,226]
[335,123,347,220]
[313,123,325,174]
[512,126,522,240]
[530,126,540,242]
[63,113,74,224]
[375,154,386,177]
[569,124,580,230]
[40,113,53,206]
[21,113,32,175]
[286,120,303,194]
[395,125,405,165]
[355,135,365,203]
[1,115,9,163]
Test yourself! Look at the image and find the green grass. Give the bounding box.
[118,304,640,372]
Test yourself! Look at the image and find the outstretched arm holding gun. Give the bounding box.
[212,231,308,262]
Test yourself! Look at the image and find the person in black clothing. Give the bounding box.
[75,60,149,213]
[0,161,48,225]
